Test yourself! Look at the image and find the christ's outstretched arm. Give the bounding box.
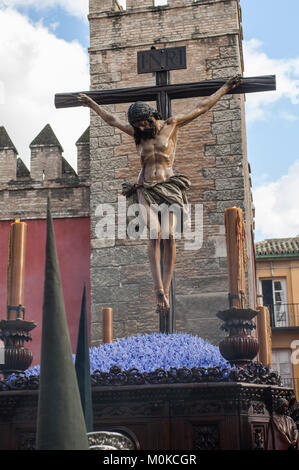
[78,93,134,136]
[170,75,242,128]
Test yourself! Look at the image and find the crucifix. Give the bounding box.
[55,46,275,334]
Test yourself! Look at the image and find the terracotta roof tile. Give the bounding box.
[255,236,299,257]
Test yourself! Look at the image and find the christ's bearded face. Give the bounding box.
[132,120,151,131]
[127,101,161,145]
[132,118,157,142]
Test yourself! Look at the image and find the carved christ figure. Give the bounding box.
[78,75,241,315]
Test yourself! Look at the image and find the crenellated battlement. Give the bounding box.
[0,126,18,184]
[0,124,90,185]
[89,0,233,15]
[0,124,90,220]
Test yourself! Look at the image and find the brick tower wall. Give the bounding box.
[89,0,254,345]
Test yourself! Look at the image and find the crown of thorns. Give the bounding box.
[128,101,161,125]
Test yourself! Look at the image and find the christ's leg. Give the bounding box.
[137,190,169,313]
[161,212,177,309]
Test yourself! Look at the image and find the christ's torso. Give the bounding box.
[137,120,178,184]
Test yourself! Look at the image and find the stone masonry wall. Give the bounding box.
[0,149,17,184]
[89,0,254,345]
[30,145,62,182]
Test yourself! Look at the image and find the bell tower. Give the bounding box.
[88,0,255,345]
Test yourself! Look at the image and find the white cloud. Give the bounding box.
[253,160,299,239]
[0,81,4,105]
[0,8,89,171]
[0,0,88,19]
[243,39,299,122]
[280,111,298,122]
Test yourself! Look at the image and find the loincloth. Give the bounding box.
[121,174,191,231]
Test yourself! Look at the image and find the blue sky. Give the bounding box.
[15,4,89,47]
[241,0,299,59]
[240,0,299,240]
[241,0,299,180]
[0,0,299,241]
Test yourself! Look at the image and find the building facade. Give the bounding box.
[256,236,299,399]
[0,125,90,365]
[0,0,255,366]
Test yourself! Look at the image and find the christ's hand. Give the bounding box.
[78,93,94,108]
[225,75,242,91]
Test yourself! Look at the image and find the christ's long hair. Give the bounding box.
[128,101,162,146]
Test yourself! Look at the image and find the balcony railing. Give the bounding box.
[265,303,299,328]
[279,377,299,395]
[281,376,299,389]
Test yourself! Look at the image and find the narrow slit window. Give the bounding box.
[117,0,126,9]
[154,0,168,6]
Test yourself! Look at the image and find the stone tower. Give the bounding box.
[88,0,254,345]
[30,124,63,181]
[0,126,18,183]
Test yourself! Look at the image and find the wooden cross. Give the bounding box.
[55,46,276,334]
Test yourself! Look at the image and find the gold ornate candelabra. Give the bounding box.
[0,220,36,377]
[217,208,259,366]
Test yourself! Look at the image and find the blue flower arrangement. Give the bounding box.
[89,333,230,373]
[15,333,230,379]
